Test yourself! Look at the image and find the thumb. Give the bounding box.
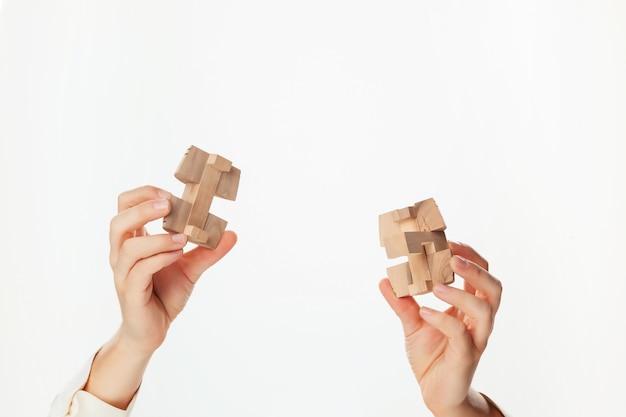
[179,230,238,283]
[379,278,424,336]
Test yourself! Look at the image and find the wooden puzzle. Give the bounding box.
[163,145,240,249]
[379,198,454,297]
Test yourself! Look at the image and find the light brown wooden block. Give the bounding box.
[215,166,240,201]
[382,233,411,259]
[407,253,432,294]
[185,164,221,228]
[379,211,401,246]
[184,224,211,243]
[424,242,454,286]
[163,145,239,249]
[202,214,228,249]
[383,231,447,258]
[379,197,453,297]
[414,198,446,231]
[392,206,417,222]
[378,209,419,246]
[207,153,233,172]
[386,262,412,298]
[163,195,192,234]
[183,215,228,250]
[404,231,448,253]
[397,217,420,233]
[174,145,210,183]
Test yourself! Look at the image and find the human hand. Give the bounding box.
[109,185,237,354]
[379,242,503,417]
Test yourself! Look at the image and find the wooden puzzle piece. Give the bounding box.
[379,198,454,297]
[163,145,239,249]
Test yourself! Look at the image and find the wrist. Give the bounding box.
[432,389,503,417]
[116,331,160,358]
[84,330,156,410]
[117,323,166,356]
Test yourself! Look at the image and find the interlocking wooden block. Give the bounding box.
[379,198,454,297]
[163,145,240,249]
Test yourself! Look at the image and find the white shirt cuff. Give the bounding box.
[67,390,136,417]
[48,351,138,417]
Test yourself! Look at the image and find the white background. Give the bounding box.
[1,1,625,416]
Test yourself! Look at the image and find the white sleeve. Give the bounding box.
[48,352,138,417]
[481,393,510,417]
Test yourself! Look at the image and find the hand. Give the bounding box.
[109,185,237,353]
[84,185,237,409]
[379,242,503,417]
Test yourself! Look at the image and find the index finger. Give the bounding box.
[109,198,172,267]
[451,255,503,314]
[449,241,488,295]
[117,185,171,213]
[449,242,488,270]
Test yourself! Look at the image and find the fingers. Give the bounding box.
[450,255,502,313]
[113,233,188,287]
[449,242,488,270]
[177,230,238,284]
[418,305,473,357]
[110,197,171,266]
[115,186,171,238]
[111,185,238,287]
[448,241,488,297]
[379,278,424,337]
[122,250,185,300]
[117,186,170,213]
[430,256,503,351]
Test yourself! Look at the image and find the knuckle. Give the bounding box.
[469,249,488,270]
[474,263,490,281]
[109,215,119,232]
[479,302,494,320]
[117,190,131,211]
[109,216,123,239]
[449,315,468,337]
[129,258,149,276]
[482,259,489,271]
[493,278,503,302]
[494,277,503,293]
[119,238,136,258]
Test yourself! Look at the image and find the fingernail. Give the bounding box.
[154,199,169,211]
[171,233,186,243]
[420,306,434,316]
[433,283,450,294]
[455,255,470,269]
[157,189,171,199]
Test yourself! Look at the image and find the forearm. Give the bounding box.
[83,329,155,410]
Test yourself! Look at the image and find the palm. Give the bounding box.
[119,264,191,349]
[407,306,476,409]
[119,232,237,350]
[151,260,195,324]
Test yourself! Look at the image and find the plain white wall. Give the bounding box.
[1,1,625,416]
